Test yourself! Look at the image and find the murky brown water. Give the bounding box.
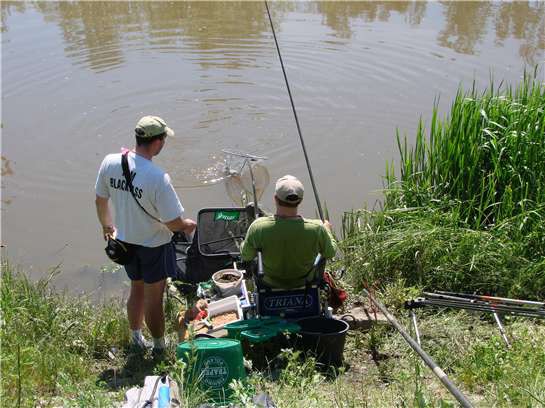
[1,1,544,294]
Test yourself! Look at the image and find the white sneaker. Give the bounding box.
[130,336,153,350]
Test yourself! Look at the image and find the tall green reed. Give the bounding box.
[385,71,545,246]
[343,71,545,297]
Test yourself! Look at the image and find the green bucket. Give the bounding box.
[176,338,246,400]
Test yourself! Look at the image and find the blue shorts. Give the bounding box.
[124,242,176,284]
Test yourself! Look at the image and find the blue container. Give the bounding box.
[158,383,170,408]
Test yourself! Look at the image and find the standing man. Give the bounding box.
[241,175,337,288]
[95,115,196,353]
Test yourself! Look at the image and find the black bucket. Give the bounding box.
[296,317,349,368]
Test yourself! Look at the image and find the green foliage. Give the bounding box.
[1,263,543,407]
[343,72,545,299]
[341,207,542,298]
[385,71,545,260]
[456,323,545,406]
[0,262,127,407]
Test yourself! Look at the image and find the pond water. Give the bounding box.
[1,1,543,294]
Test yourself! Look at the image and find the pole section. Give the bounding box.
[264,0,324,221]
[364,289,474,408]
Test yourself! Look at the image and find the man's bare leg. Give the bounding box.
[127,280,145,330]
[144,279,166,339]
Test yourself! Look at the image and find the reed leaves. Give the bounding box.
[343,71,545,299]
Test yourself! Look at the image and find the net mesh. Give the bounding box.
[197,208,254,256]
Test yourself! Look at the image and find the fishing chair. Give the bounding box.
[251,253,327,320]
[172,207,255,289]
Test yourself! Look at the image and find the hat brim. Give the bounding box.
[165,127,175,138]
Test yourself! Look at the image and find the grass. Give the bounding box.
[342,71,545,300]
[340,206,544,299]
[386,69,545,236]
[0,262,129,407]
[2,263,544,407]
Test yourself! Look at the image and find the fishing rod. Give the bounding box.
[264,2,471,403]
[363,289,474,408]
[264,0,324,221]
[434,291,545,308]
[407,298,545,319]
[406,293,545,349]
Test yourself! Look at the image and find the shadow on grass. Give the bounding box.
[97,347,171,390]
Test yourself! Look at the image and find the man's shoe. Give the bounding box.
[152,347,166,359]
[130,336,153,351]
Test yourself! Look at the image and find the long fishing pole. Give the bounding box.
[264,2,471,402]
[364,289,474,408]
[264,0,324,221]
[434,291,545,308]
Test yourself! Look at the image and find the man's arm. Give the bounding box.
[240,224,258,261]
[95,195,115,240]
[320,220,338,259]
[164,217,197,235]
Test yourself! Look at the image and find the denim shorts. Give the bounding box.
[124,242,176,284]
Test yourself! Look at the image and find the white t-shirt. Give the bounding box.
[95,151,184,247]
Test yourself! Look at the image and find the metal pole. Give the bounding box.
[247,160,259,219]
[410,310,422,346]
[411,298,545,319]
[434,291,545,308]
[492,312,511,348]
[264,0,324,221]
[364,289,474,408]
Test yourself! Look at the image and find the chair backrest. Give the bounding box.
[196,208,254,257]
[256,286,321,319]
[254,251,326,319]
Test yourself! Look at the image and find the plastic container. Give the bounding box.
[225,318,300,343]
[157,382,170,408]
[224,318,263,340]
[212,269,243,297]
[241,327,277,344]
[207,295,243,332]
[177,338,246,400]
[296,317,349,368]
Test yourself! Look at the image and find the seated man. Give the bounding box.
[241,175,337,289]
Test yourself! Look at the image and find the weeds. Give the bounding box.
[343,72,545,299]
[386,70,545,236]
[0,261,127,407]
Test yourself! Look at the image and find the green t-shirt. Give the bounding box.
[241,216,337,288]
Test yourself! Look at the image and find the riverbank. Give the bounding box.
[1,264,544,407]
[2,74,544,407]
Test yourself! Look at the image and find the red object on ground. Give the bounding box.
[324,271,347,309]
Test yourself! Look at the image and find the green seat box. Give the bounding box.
[224,319,263,340]
[240,327,278,344]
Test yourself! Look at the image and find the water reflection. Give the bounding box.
[494,2,545,63]
[437,2,492,55]
[2,1,543,71]
[1,156,14,177]
[1,156,14,207]
[317,1,427,38]
[438,1,544,60]
[3,1,293,72]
